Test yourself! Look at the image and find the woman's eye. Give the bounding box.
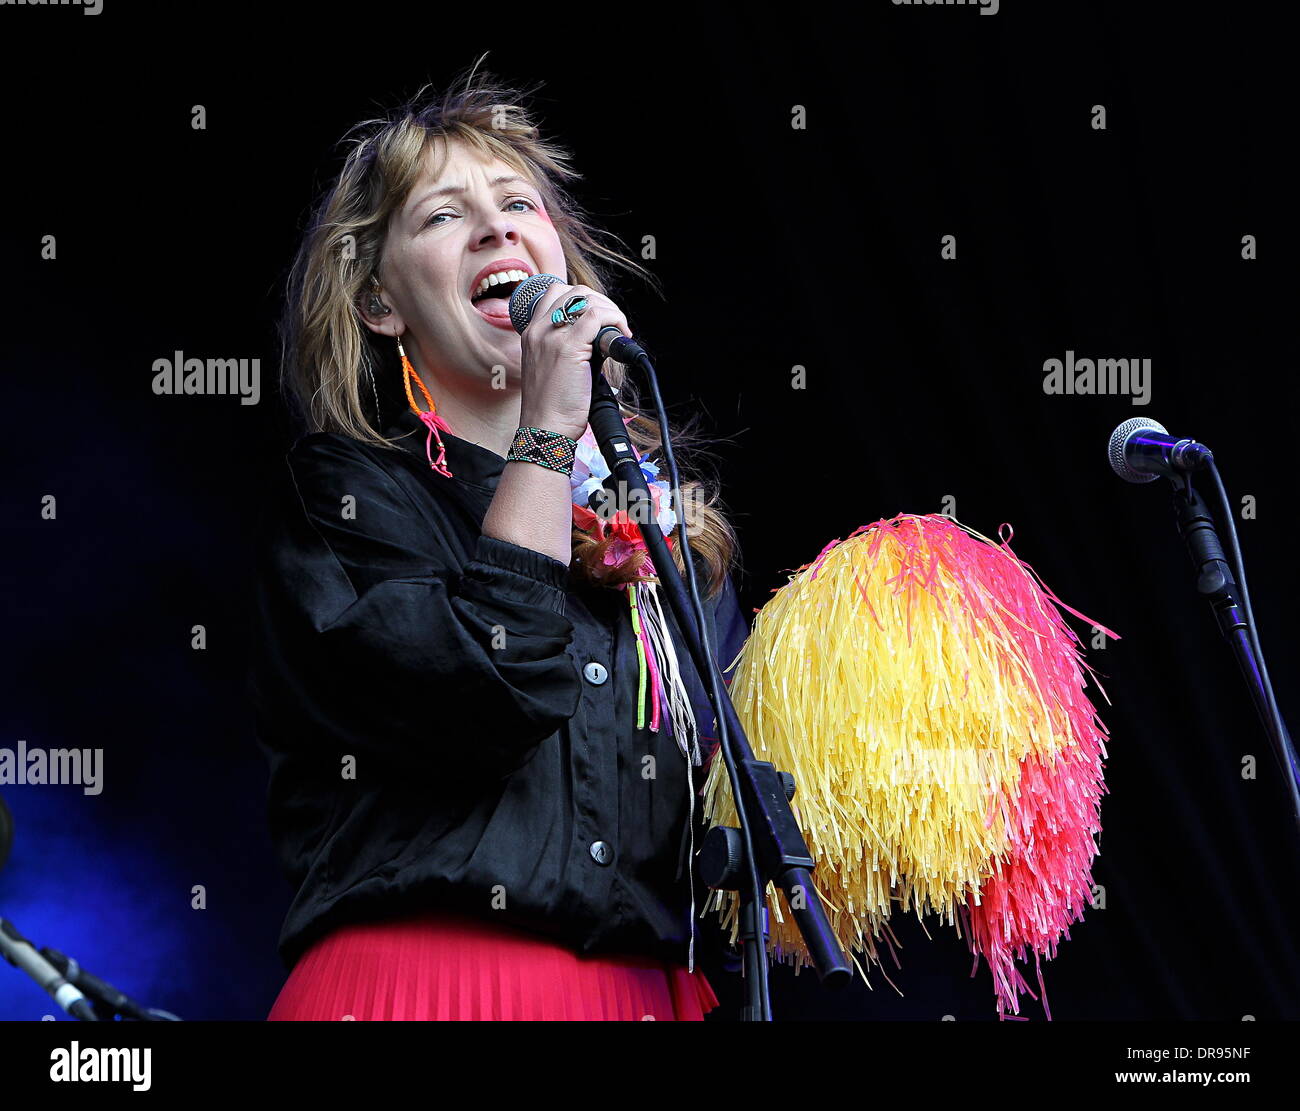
[427,197,536,227]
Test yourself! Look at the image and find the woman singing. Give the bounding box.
[253,63,749,1021]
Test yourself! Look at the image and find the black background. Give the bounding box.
[1,2,1296,1021]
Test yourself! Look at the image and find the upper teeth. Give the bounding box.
[474,269,529,297]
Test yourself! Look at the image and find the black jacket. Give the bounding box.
[250,408,750,970]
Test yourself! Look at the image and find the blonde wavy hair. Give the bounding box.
[279,58,738,598]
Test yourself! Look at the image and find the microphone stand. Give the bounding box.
[0,917,182,1020]
[0,917,99,1021]
[1168,470,1300,832]
[586,349,852,1021]
[42,947,182,1021]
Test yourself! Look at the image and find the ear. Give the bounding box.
[357,284,407,337]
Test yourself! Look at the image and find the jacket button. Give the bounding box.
[583,661,609,685]
[589,840,613,865]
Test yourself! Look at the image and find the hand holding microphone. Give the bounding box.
[479,276,634,564]
[511,276,633,441]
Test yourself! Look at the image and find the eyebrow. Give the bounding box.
[408,174,534,218]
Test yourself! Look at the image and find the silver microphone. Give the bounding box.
[1108,417,1213,484]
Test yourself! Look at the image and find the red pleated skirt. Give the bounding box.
[266,907,720,1021]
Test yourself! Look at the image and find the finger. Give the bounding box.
[539,286,631,337]
[516,284,568,345]
[526,285,585,336]
[566,292,632,340]
[532,281,584,320]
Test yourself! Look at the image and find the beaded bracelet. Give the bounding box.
[506,426,578,476]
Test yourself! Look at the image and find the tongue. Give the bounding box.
[474,296,512,319]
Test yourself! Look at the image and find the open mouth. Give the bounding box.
[470,272,528,315]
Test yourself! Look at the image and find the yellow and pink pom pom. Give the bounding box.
[700,512,1117,1018]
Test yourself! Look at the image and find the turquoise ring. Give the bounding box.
[551,295,589,326]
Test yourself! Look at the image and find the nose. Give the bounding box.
[473,207,521,249]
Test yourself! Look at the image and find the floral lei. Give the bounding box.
[568,421,678,572]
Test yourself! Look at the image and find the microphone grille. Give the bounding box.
[1108,416,1168,483]
[509,273,562,335]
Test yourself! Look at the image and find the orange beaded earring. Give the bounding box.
[397,335,454,479]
